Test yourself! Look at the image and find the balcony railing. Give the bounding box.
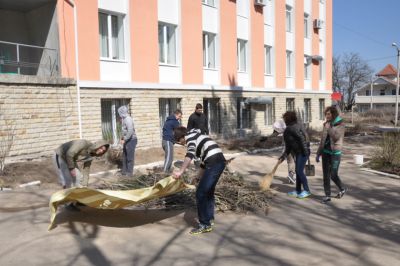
[0,40,59,77]
[355,95,398,104]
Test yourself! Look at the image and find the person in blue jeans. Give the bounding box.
[278,111,311,199]
[118,105,137,177]
[173,126,226,235]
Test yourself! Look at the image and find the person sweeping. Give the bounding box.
[173,126,225,235]
[278,111,311,199]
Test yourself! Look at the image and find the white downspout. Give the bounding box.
[65,0,82,138]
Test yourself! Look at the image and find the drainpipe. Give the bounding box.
[65,0,82,138]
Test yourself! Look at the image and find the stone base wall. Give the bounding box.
[0,75,78,161]
[80,87,332,149]
[1,75,331,161]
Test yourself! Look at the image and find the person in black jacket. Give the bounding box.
[187,103,209,135]
[279,111,311,199]
[162,109,182,173]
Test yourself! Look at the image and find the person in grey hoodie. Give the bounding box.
[54,139,109,188]
[118,105,137,177]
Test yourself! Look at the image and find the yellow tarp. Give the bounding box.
[48,176,195,230]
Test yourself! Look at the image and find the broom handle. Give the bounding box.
[271,160,283,175]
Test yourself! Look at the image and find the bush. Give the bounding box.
[369,132,400,175]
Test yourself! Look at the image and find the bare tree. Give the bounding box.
[0,103,16,175]
[333,53,373,110]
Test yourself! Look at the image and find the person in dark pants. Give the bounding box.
[279,111,311,199]
[162,109,182,173]
[118,105,137,177]
[173,126,225,235]
[187,103,209,135]
[316,106,346,204]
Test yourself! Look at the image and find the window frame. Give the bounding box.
[158,22,178,65]
[286,50,293,77]
[202,0,216,7]
[304,13,310,38]
[237,39,248,72]
[264,99,275,126]
[237,98,252,129]
[304,56,311,80]
[304,98,312,123]
[286,5,293,33]
[203,32,217,69]
[264,45,272,75]
[101,98,130,145]
[319,99,325,120]
[99,11,126,61]
[286,98,295,111]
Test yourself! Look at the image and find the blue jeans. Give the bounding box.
[295,154,310,193]
[122,138,137,176]
[196,161,225,226]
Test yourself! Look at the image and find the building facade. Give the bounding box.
[355,64,399,112]
[0,0,332,156]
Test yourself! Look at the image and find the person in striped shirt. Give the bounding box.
[173,126,226,235]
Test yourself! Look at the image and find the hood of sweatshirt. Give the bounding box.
[118,105,129,119]
[89,140,110,155]
[332,116,343,126]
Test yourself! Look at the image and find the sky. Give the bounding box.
[333,0,400,73]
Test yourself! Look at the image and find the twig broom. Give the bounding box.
[259,160,282,191]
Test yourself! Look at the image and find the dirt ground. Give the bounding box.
[0,133,388,189]
[0,146,188,189]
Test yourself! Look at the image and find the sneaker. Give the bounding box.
[287,171,296,184]
[287,190,299,197]
[210,219,215,226]
[297,190,311,199]
[322,196,331,204]
[189,224,213,235]
[336,188,347,199]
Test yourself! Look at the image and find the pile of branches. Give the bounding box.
[96,166,273,214]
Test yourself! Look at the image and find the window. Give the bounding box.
[237,39,247,72]
[264,0,273,26]
[237,0,249,17]
[286,5,292,32]
[366,89,371,96]
[202,0,215,7]
[392,89,396,95]
[203,98,221,134]
[99,12,125,60]
[159,98,181,132]
[203,32,216,69]
[101,99,130,145]
[304,13,310,38]
[319,59,324,81]
[380,89,385,96]
[264,45,272,75]
[304,56,311,79]
[286,98,295,111]
[319,99,325,120]
[265,99,275,126]
[286,50,293,77]
[304,99,311,123]
[158,23,177,65]
[237,98,251,129]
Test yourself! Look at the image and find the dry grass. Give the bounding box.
[96,166,274,214]
[368,132,400,175]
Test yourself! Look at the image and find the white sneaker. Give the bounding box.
[287,171,296,184]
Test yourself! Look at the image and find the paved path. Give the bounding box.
[0,145,399,266]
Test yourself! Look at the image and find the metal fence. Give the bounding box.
[0,40,59,76]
